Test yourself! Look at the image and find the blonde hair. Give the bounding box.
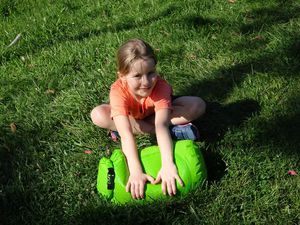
[117,39,157,77]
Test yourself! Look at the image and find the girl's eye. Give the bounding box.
[148,71,156,76]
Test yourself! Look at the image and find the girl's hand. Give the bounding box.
[153,163,184,196]
[126,172,155,199]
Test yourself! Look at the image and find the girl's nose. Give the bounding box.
[141,74,151,86]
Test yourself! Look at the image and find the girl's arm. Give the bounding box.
[153,109,183,196]
[113,115,154,199]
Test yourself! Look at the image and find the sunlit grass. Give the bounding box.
[1,0,300,224]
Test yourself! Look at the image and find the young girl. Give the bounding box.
[91,39,206,199]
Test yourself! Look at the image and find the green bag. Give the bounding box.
[97,140,207,204]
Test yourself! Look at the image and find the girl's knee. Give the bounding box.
[90,105,111,128]
[188,97,206,120]
[195,97,206,117]
[172,96,206,121]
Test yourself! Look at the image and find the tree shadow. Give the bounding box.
[178,14,224,29]
[196,100,260,183]
[171,70,261,183]
[230,33,300,78]
[173,32,299,101]
[173,8,300,179]
[0,4,180,65]
[0,131,14,185]
[70,4,179,42]
[0,128,34,224]
[251,95,300,155]
[2,2,300,224]
[239,1,300,34]
[229,1,300,77]
[176,32,300,176]
[0,125,65,224]
[73,4,300,222]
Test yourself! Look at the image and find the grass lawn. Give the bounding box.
[1,0,300,224]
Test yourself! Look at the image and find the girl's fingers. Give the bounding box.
[127,175,153,199]
[131,183,136,199]
[127,173,183,198]
[126,182,131,192]
[162,181,167,195]
[171,180,176,195]
[153,174,161,184]
[167,179,177,196]
[135,183,140,199]
[167,181,173,196]
[139,183,144,198]
[176,175,184,187]
[147,175,155,184]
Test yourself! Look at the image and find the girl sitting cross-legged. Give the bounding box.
[91,38,206,199]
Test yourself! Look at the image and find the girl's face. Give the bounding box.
[121,58,158,100]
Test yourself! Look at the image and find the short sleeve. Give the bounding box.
[109,84,129,118]
[151,79,173,111]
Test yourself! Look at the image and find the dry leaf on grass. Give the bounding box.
[84,150,93,154]
[45,89,55,94]
[10,122,17,133]
[252,35,264,41]
[288,170,298,176]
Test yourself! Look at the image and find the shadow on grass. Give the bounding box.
[197,100,260,143]
[252,95,300,155]
[0,127,65,225]
[230,34,300,78]
[180,31,300,176]
[70,197,201,225]
[177,34,300,181]
[71,4,179,42]
[175,67,261,182]
[0,131,15,225]
[2,2,299,224]
[0,129,34,224]
[239,1,300,34]
[0,4,180,65]
[0,132,14,185]
[170,4,300,180]
[197,100,260,183]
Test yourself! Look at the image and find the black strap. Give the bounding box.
[107,168,115,190]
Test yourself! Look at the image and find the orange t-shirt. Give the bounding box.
[110,76,173,120]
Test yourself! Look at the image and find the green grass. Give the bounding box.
[1,0,300,224]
